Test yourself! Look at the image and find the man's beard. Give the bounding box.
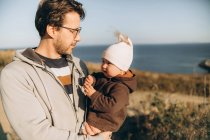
[54,39,73,55]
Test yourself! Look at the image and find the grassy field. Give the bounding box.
[0,50,210,140]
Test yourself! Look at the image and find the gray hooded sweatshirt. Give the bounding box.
[0,48,103,140]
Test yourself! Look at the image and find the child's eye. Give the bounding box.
[102,59,113,65]
[107,62,112,65]
[102,59,106,63]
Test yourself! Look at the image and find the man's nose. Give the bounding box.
[74,33,80,42]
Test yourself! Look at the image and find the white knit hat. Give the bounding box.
[103,32,133,71]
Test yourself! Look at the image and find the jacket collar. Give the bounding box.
[21,48,85,76]
[22,48,44,65]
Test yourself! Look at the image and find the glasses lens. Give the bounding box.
[75,27,82,37]
[60,26,81,38]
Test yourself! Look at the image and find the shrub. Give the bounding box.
[112,93,209,140]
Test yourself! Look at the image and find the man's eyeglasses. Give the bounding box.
[59,26,82,38]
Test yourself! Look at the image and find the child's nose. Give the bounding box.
[102,63,107,68]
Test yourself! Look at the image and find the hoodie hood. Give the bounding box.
[111,70,137,93]
[13,48,86,76]
[14,48,45,68]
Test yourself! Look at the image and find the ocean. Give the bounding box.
[73,43,210,74]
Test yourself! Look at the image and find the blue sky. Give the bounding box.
[0,0,210,49]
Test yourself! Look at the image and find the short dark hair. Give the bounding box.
[35,0,85,37]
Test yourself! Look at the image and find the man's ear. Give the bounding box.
[46,25,58,38]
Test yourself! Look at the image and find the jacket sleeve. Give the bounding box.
[0,66,103,140]
[89,84,129,113]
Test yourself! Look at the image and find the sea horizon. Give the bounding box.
[0,43,210,74]
[74,43,210,74]
[1,42,210,50]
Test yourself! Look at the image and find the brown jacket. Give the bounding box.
[87,71,137,132]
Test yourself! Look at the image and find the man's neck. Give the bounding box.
[35,39,61,59]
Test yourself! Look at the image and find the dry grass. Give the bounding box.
[132,69,210,96]
[127,91,209,117]
[0,50,15,70]
[113,91,210,140]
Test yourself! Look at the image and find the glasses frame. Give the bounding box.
[59,26,82,38]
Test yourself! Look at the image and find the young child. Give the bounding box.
[83,32,137,135]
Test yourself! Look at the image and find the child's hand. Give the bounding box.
[85,75,94,85]
[82,122,101,135]
[83,75,96,97]
[84,83,96,97]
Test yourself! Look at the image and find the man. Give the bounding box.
[0,0,110,139]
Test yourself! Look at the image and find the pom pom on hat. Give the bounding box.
[103,32,133,71]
